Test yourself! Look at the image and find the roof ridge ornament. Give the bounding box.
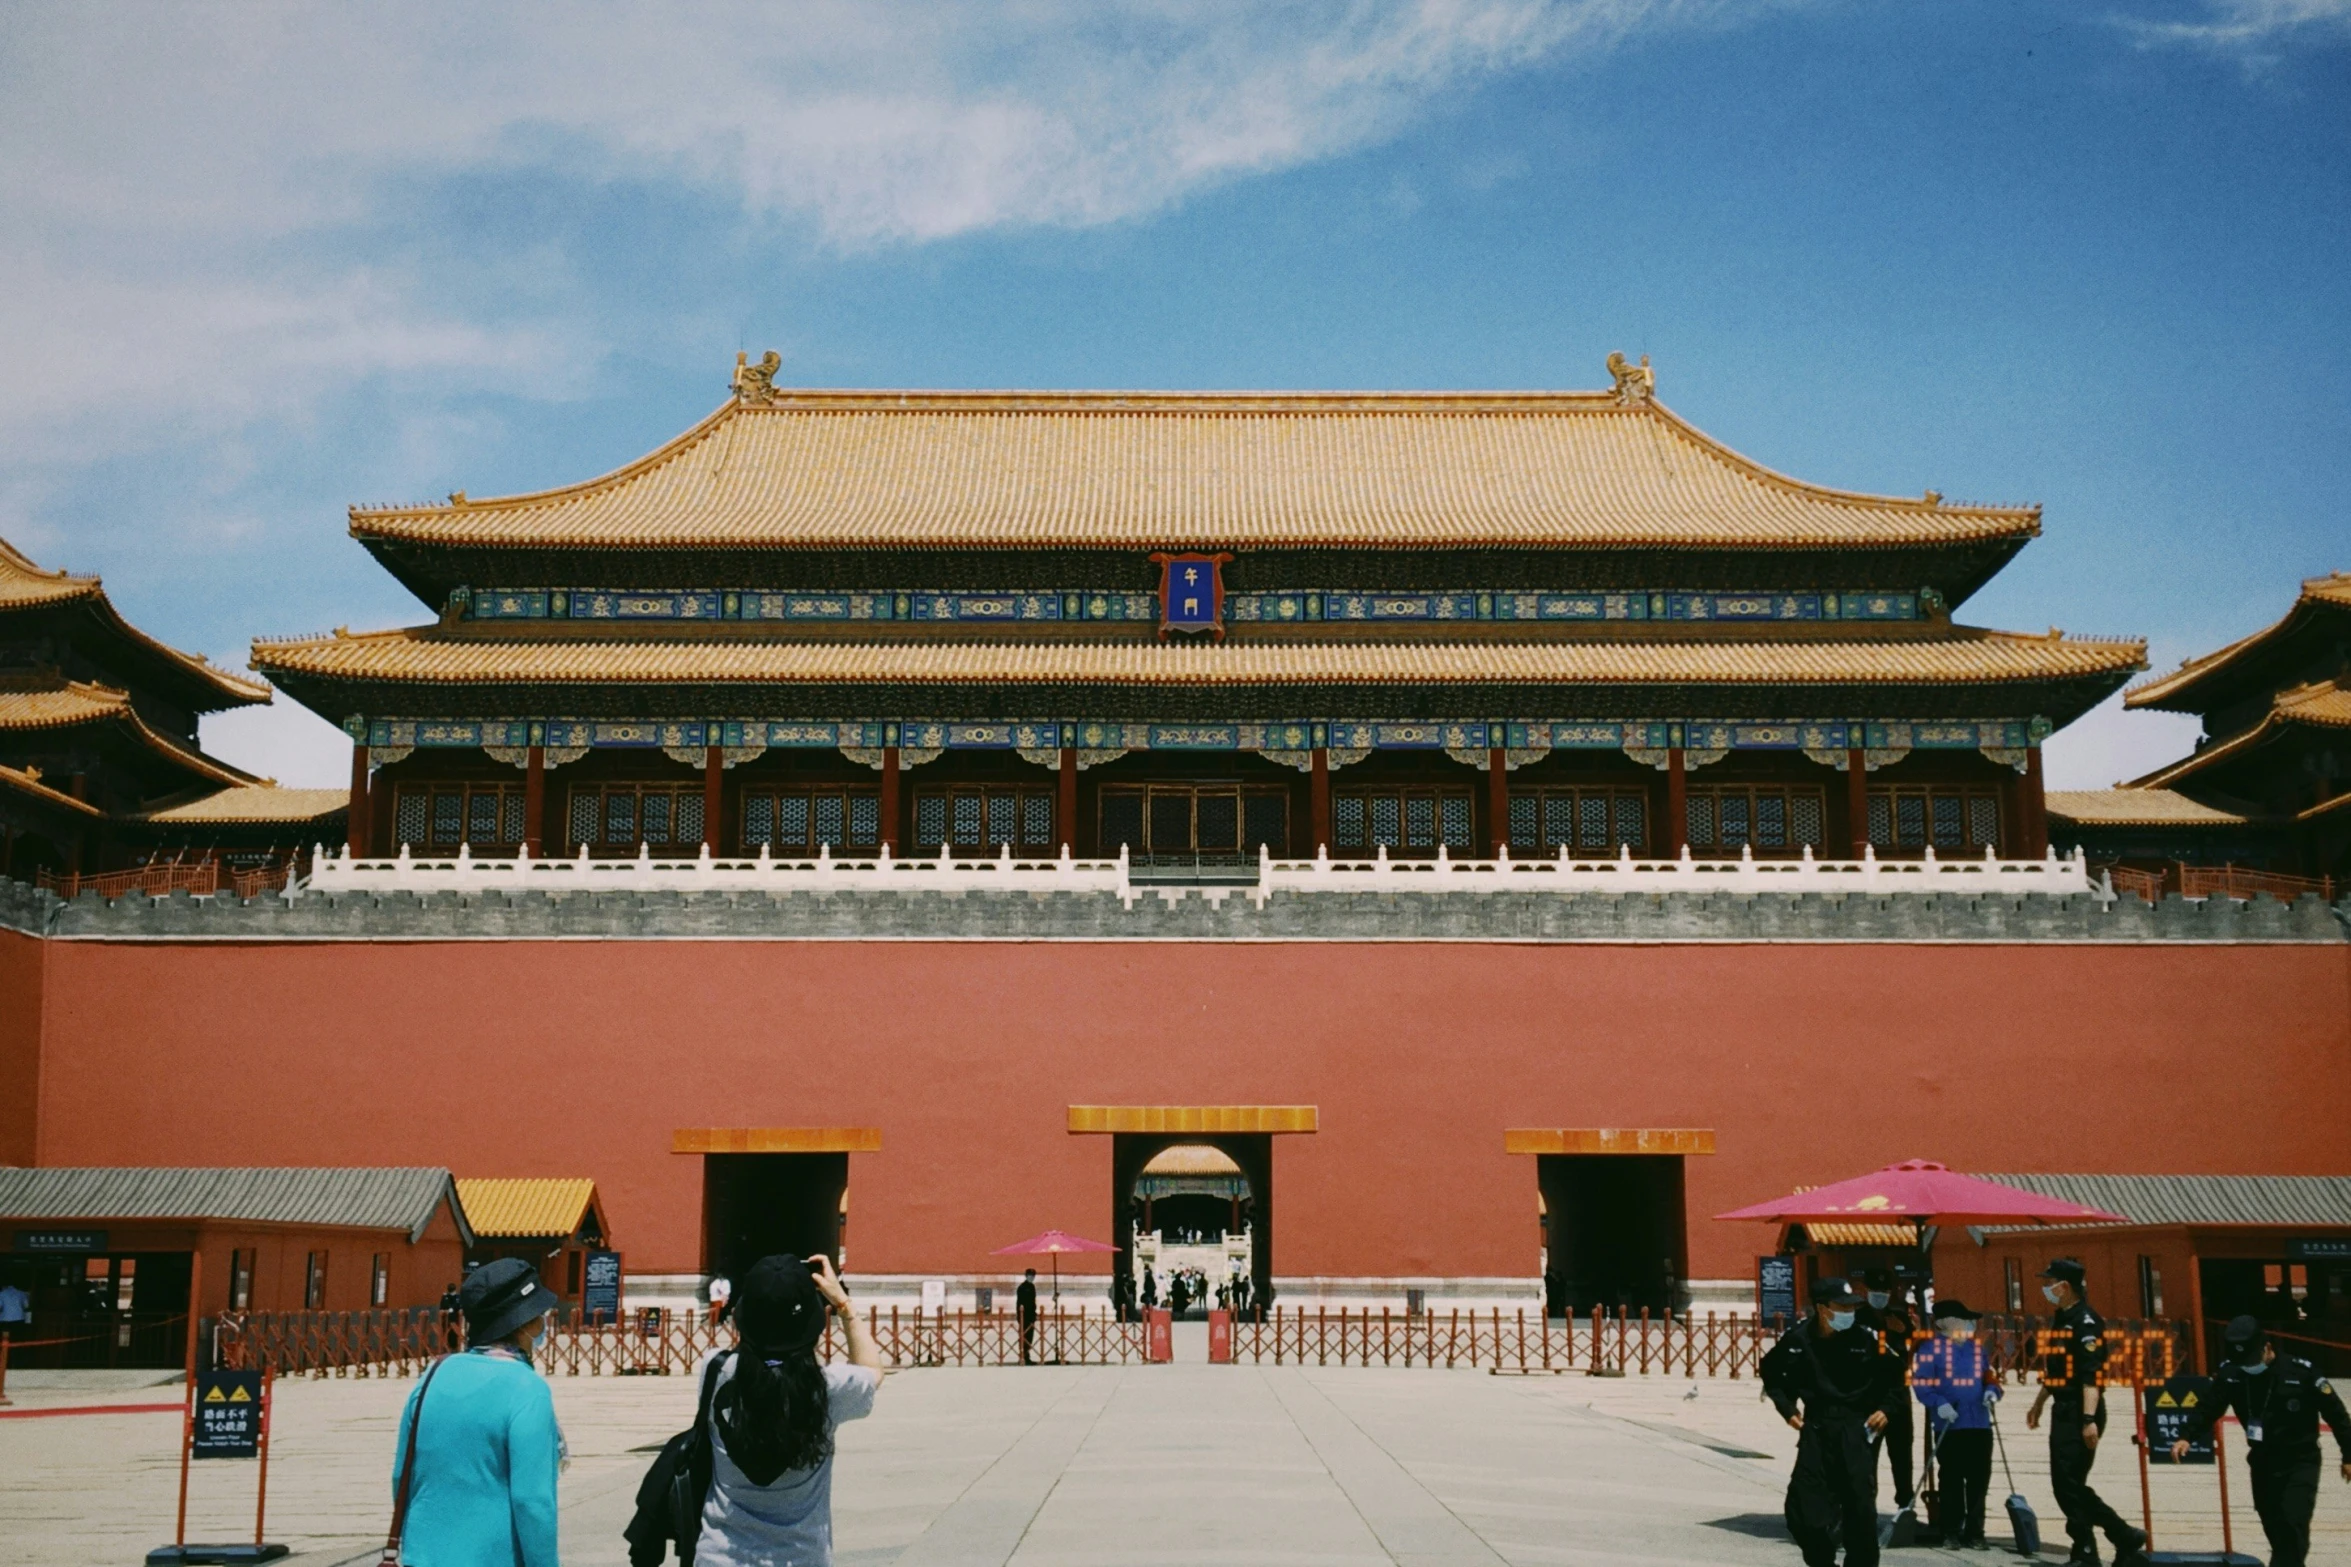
[734,349,783,405]
[1606,351,1654,405]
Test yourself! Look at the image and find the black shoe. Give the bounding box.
[2108,1524,2148,1564]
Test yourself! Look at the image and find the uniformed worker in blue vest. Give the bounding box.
[1762,1276,1900,1567]
[2170,1314,2351,1567]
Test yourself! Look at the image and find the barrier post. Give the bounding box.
[254,1368,276,1545]
[2213,1419,2235,1557]
[173,1251,204,1547]
[2132,1381,2154,1547]
[0,1331,10,1405]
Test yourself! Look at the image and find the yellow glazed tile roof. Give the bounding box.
[2133,679,2351,790]
[2044,788,2248,827]
[1803,1222,1921,1248]
[348,383,2040,553]
[454,1178,599,1239]
[252,627,2145,688]
[0,763,104,817]
[138,785,349,824]
[0,536,271,703]
[2128,570,2351,709]
[0,679,253,786]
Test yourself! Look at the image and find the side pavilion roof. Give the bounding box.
[348,379,2039,565]
[2127,571,2351,715]
[0,536,271,710]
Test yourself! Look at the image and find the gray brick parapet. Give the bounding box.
[2,875,2344,943]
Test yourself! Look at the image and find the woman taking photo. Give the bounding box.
[696,1253,882,1567]
[388,1257,564,1567]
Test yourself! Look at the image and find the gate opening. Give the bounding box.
[701,1153,848,1281]
[1113,1133,1272,1319]
[1538,1153,1687,1316]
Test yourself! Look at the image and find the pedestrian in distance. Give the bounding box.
[2024,1258,2147,1566]
[0,1272,29,1342]
[687,1254,880,1567]
[1760,1276,1898,1567]
[1141,1265,1158,1311]
[707,1273,733,1328]
[1855,1268,1919,1520]
[2170,1314,2351,1567]
[389,1257,565,1567]
[1016,1268,1039,1365]
[1909,1298,1998,1548]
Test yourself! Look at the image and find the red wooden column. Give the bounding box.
[1310,748,1332,852]
[2023,747,2049,856]
[522,746,545,854]
[1846,747,1870,858]
[1487,746,1510,853]
[702,746,724,851]
[346,744,370,855]
[879,745,901,852]
[1058,747,1078,853]
[1664,748,1687,854]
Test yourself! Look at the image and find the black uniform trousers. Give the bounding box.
[1934,1428,1993,1543]
[1786,1416,1881,1567]
[2248,1451,2321,1567]
[2047,1402,2131,1554]
[1881,1401,1914,1506]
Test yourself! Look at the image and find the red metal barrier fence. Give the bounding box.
[1226,1306,2192,1383]
[215,1304,1151,1377]
[2103,862,2335,905]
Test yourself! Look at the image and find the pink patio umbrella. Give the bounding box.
[991,1228,1118,1305]
[1715,1160,2128,1230]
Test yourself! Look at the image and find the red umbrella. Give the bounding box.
[1716,1160,2127,1227]
[992,1229,1118,1304]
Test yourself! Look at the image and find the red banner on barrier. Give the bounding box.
[1207,1310,1232,1364]
[1147,1309,1173,1363]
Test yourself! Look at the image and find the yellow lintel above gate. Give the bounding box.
[672,1127,883,1154]
[1504,1128,1715,1156]
[1067,1106,1318,1135]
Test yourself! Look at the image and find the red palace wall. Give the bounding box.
[10,934,2350,1283]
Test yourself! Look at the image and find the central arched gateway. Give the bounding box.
[1069,1104,1316,1319]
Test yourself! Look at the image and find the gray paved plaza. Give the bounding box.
[4,1353,2343,1565]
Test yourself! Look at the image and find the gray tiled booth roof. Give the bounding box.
[1974,1173,2351,1234]
[0,1167,471,1245]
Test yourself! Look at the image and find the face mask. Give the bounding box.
[1828,1309,1857,1332]
[2042,1283,2065,1305]
[1944,1321,1974,1339]
[1867,1291,1890,1309]
[2240,1356,2269,1376]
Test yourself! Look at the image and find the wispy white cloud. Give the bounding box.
[2115,0,2351,61]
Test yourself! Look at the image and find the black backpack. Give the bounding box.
[624,1351,733,1567]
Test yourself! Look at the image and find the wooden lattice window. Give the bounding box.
[1331,788,1472,853]
[1508,788,1648,854]
[1684,786,1826,854]
[740,788,881,854]
[393,783,525,850]
[1867,785,1999,852]
[916,786,1058,851]
[566,784,704,853]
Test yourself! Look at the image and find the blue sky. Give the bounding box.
[4,0,2345,787]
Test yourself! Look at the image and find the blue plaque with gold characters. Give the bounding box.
[1151,552,1230,638]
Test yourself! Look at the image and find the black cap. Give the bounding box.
[2037,1258,2086,1285]
[735,1255,826,1354]
[2222,1314,2264,1347]
[1931,1299,1980,1323]
[1812,1277,1864,1306]
[460,1257,557,1345]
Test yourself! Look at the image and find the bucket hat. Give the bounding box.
[461,1257,558,1345]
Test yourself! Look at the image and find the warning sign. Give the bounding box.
[2146,1374,2215,1464]
[192,1370,264,1459]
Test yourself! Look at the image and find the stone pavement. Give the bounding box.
[4,1355,2344,1566]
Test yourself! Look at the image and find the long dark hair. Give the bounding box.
[716,1349,833,1483]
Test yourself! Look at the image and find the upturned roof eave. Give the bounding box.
[2126,584,2351,714]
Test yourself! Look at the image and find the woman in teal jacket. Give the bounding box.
[391,1258,565,1567]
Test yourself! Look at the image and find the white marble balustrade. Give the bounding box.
[299,839,2099,901]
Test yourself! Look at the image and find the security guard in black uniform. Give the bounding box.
[1762,1277,1898,1567]
[2025,1258,2148,1565]
[1854,1268,1918,1518]
[2170,1315,2351,1567]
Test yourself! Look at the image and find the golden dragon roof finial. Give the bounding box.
[1605,351,1654,405]
[733,349,783,405]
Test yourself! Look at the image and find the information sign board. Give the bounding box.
[1757,1256,1797,1326]
[582,1250,622,1323]
[2145,1375,2216,1464]
[192,1371,264,1460]
[14,1228,106,1253]
[2287,1237,2351,1261]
